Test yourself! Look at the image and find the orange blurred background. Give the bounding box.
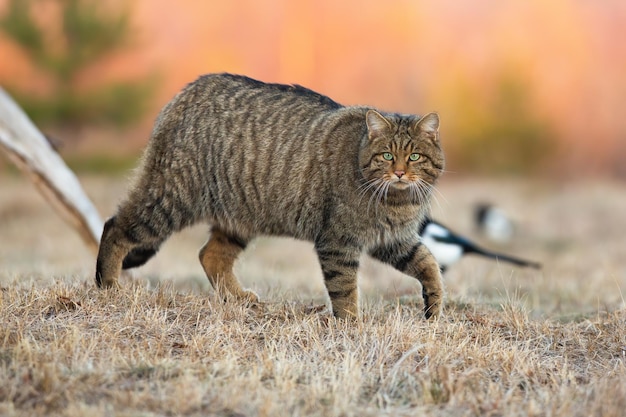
[1,0,625,177]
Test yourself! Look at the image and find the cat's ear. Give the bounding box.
[366,110,392,140]
[413,112,440,140]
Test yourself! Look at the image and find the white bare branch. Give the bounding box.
[0,87,103,254]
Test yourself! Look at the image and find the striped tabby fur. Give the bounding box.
[95,73,445,319]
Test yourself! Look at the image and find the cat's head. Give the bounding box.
[359,110,444,196]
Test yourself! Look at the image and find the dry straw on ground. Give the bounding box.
[1,176,625,416]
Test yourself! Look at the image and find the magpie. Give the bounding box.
[475,202,514,243]
[419,217,541,273]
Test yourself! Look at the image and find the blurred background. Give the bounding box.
[1,0,625,177]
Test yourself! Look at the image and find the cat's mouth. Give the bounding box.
[390,179,411,190]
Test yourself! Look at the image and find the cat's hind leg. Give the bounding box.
[199,227,258,302]
[96,216,133,288]
[96,196,179,288]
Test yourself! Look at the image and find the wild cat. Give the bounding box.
[95,73,445,319]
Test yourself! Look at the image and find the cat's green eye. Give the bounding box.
[409,153,421,161]
[382,152,394,161]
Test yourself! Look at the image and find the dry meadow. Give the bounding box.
[1,175,625,416]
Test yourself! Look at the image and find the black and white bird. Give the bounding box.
[419,217,541,273]
[474,203,515,244]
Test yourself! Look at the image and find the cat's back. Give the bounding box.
[151,73,347,152]
[173,73,342,116]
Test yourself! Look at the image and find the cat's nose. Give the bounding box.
[395,170,405,178]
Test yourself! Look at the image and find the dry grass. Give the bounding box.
[1,175,625,416]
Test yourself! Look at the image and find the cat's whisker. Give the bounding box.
[372,185,383,215]
[377,181,389,212]
[382,181,391,206]
[427,183,449,206]
[418,180,445,215]
[373,180,391,215]
[357,178,382,196]
[366,180,385,215]
[413,181,426,205]
[414,179,433,212]
[416,179,426,205]
[418,179,449,210]
[412,182,424,206]
[358,178,384,211]
[357,181,378,200]
[429,193,442,213]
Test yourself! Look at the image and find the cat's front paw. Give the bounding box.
[423,290,442,320]
[424,304,441,320]
[238,289,260,304]
[95,272,120,289]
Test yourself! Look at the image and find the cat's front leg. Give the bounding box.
[315,242,362,319]
[370,241,443,319]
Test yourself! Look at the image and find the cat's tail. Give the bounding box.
[122,245,160,269]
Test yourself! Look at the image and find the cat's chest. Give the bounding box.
[332,196,425,247]
[380,210,421,235]
[362,205,424,247]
